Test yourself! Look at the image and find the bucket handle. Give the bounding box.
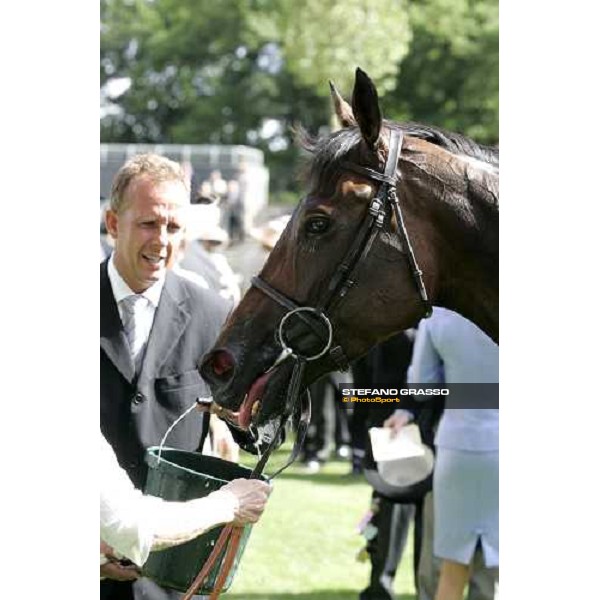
[156,398,211,463]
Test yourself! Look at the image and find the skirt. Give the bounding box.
[433,447,499,567]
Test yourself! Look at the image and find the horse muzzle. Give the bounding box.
[200,346,296,431]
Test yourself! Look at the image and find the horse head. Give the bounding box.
[200,68,498,435]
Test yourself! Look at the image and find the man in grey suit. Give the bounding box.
[100,154,238,599]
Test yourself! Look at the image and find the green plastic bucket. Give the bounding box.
[142,447,262,593]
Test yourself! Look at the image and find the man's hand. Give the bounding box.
[383,411,412,437]
[100,541,114,557]
[100,561,141,581]
[100,541,140,581]
[221,479,272,526]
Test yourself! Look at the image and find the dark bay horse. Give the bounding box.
[200,68,498,435]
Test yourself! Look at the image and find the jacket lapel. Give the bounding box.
[138,271,191,382]
[100,260,136,383]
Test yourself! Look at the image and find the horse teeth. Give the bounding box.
[252,401,261,416]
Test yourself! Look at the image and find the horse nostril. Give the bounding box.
[202,349,236,383]
[213,351,234,376]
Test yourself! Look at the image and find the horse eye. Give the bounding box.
[304,216,330,236]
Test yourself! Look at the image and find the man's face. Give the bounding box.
[105,176,188,293]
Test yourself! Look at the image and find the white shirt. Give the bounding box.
[108,255,165,369]
[100,434,238,567]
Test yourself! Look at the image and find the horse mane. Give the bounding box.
[390,121,499,167]
[295,120,499,190]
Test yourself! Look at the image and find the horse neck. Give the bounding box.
[438,268,498,343]
[404,159,499,342]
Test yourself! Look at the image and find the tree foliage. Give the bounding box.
[245,0,411,95]
[100,0,498,194]
[384,0,499,144]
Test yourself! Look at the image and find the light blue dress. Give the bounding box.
[408,307,499,567]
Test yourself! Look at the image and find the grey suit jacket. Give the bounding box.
[100,259,232,489]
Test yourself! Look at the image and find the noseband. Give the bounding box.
[252,128,431,372]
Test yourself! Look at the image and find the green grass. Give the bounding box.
[226,444,417,600]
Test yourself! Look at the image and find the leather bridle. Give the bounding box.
[251,128,432,373]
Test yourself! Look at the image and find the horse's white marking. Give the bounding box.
[341,180,374,199]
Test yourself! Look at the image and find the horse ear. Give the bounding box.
[351,67,382,149]
[329,80,356,128]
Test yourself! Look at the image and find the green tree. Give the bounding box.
[246,0,411,96]
[383,0,499,144]
[100,0,498,196]
[101,0,413,194]
[101,0,263,144]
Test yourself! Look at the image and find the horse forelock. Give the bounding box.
[296,126,364,193]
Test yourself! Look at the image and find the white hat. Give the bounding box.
[363,425,434,503]
[185,204,228,244]
[377,450,435,488]
[195,224,229,245]
[369,425,434,486]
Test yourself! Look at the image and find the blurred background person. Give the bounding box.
[385,308,499,600]
[249,215,290,255]
[352,331,422,600]
[300,371,352,473]
[178,202,242,305]
[195,223,241,305]
[208,169,227,201]
[195,180,219,205]
[224,179,245,244]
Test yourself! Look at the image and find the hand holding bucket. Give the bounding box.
[220,479,272,525]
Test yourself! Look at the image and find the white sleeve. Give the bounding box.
[100,434,238,567]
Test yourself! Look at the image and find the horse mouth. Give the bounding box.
[237,370,273,430]
[219,354,294,432]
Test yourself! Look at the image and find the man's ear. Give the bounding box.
[105,209,119,240]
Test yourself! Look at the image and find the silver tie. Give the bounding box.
[120,295,145,371]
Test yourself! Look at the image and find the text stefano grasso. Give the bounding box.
[340,388,450,396]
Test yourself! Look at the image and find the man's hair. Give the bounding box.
[110,153,189,213]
